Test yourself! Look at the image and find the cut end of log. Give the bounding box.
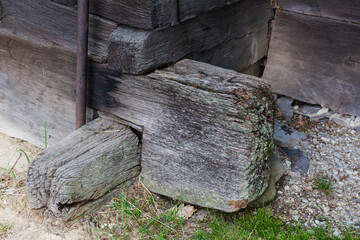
[26,117,141,221]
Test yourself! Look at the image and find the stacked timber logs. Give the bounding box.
[0,0,271,146]
[0,0,276,218]
[27,60,276,217]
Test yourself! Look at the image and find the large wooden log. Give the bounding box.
[108,0,271,74]
[0,0,117,62]
[263,11,360,117]
[27,117,141,221]
[91,59,276,212]
[0,29,275,210]
[51,0,178,30]
[275,0,360,24]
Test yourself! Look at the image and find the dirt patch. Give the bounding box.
[0,133,90,240]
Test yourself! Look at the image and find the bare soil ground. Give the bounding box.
[0,133,89,240]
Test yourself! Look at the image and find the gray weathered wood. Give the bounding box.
[51,0,178,30]
[27,117,141,221]
[0,32,275,211]
[0,32,79,147]
[92,59,276,212]
[108,0,271,74]
[263,11,360,117]
[188,26,268,72]
[0,0,117,62]
[275,0,360,24]
[178,0,240,21]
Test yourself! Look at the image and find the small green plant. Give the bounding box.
[314,174,334,195]
[17,149,30,164]
[192,207,360,240]
[0,223,12,235]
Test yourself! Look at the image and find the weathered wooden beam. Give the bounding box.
[263,11,360,117]
[275,0,360,24]
[51,0,253,30]
[0,0,117,62]
[188,26,268,72]
[0,27,275,210]
[27,117,141,221]
[178,0,240,21]
[91,59,276,212]
[108,0,271,74]
[0,32,79,147]
[51,0,178,30]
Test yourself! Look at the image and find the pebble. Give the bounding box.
[272,118,359,231]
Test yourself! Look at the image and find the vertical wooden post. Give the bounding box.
[75,0,89,129]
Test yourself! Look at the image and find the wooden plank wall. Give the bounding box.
[0,0,117,63]
[275,0,360,24]
[51,0,251,29]
[0,33,77,147]
[51,0,178,30]
[108,0,271,74]
[263,10,360,116]
[0,0,272,146]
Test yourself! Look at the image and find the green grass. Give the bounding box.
[193,208,359,240]
[92,188,185,240]
[17,149,30,164]
[0,223,12,235]
[314,174,334,195]
[90,183,359,240]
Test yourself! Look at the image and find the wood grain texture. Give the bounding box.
[178,0,240,21]
[51,0,178,30]
[91,59,275,212]
[108,0,271,74]
[27,117,141,221]
[188,26,268,72]
[275,0,360,24]
[0,32,79,147]
[263,11,360,117]
[0,34,275,211]
[0,0,117,62]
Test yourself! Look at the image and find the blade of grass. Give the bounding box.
[17,149,30,164]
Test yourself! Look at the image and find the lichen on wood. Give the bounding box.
[27,117,141,221]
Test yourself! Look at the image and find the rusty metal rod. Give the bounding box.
[75,0,89,129]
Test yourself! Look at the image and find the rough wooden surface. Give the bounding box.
[178,0,240,21]
[275,0,360,23]
[51,0,178,30]
[0,35,275,211]
[27,117,141,221]
[51,0,249,29]
[188,26,268,72]
[263,11,360,117]
[108,0,271,74]
[0,32,80,147]
[0,0,117,62]
[91,59,275,212]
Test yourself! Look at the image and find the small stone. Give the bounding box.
[277,96,294,124]
[195,209,209,221]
